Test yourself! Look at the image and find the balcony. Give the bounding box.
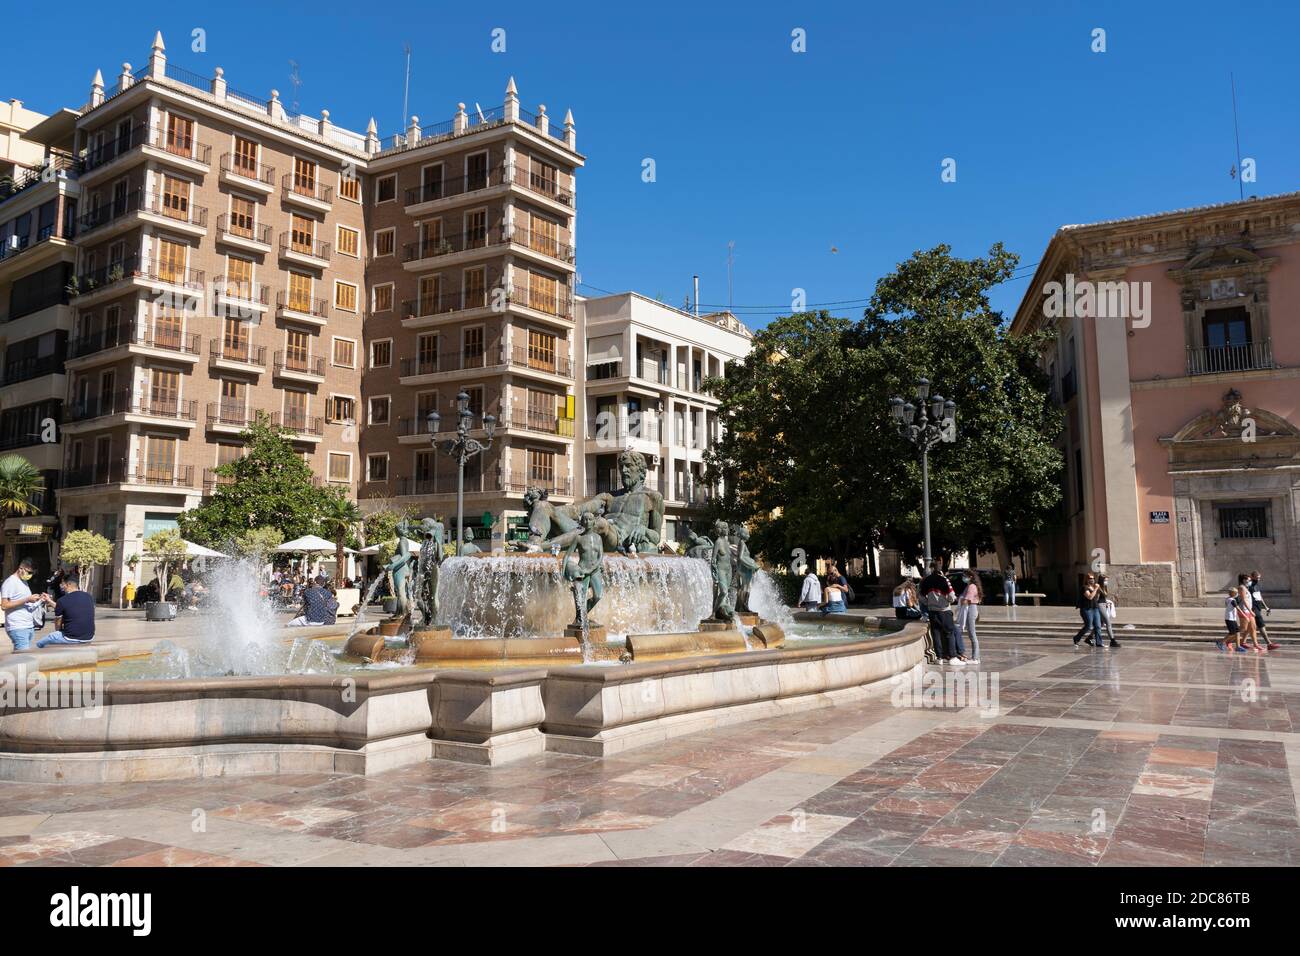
[2,354,66,387]
[509,225,575,266]
[206,402,254,433]
[216,214,273,254]
[505,407,576,438]
[273,351,326,383]
[67,323,201,364]
[203,467,237,496]
[587,473,667,497]
[404,166,506,212]
[220,154,275,194]
[396,474,504,497]
[214,277,270,316]
[62,459,195,492]
[276,291,329,326]
[270,411,324,440]
[209,338,266,373]
[512,285,574,322]
[135,191,208,237]
[507,345,573,379]
[1186,340,1275,376]
[402,290,493,324]
[503,476,572,497]
[399,346,505,380]
[63,391,198,428]
[403,227,505,268]
[282,174,333,212]
[0,155,80,209]
[69,255,205,306]
[279,233,331,269]
[80,124,149,175]
[81,125,211,181]
[510,164,573,207]
[585,417,662,447]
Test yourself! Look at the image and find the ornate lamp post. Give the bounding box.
[427,390,496,555]
[889,378,956,568]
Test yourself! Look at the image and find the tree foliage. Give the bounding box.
[60,530,113,575]
[143,528,189,593]
[705,243,1063,569]
[0,454,45,517]
[318,490,363,587]
[178,416,334,546]
[233,526,284,564]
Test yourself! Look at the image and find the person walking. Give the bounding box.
[1249,570,1279,651]
[1218,584,1246,653]
[1,557,47,652]
[1097,574,1120,648]
[799,568,823,611]
[1072,573,1104,647]
[1002,564,1017,606]
[1236,573,1264,653]
[957,571,981,663]
[36,572,95,647]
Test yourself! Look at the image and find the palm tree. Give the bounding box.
[318,491,362,588]
[0,455,45,517]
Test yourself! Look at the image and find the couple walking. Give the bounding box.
[1219,570,1278,654]
[1072,572,1119,648]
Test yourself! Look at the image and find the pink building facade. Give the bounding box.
[1012,192,1300,607]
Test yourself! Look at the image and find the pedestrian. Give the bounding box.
[820,569,848,615]
[1003,564,1017,606]
[1097,574,1120,649]
[1072,573,1104,647]
[1248,570,1279,651]
[799,568,823,611]
[920,562,965,664]
[287,575,339,626]
[1,557,47,652]
[36,572,95,647]
[957,571,981,663]
[1236,573,1264,653]
[1218,584,1245,653]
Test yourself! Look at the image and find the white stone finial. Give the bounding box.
[366,117,378,135]
[152,31,165,52]
[564,108,574,127]
[410,114,418,124]
[92,68,105,88]
[321,109,330,119]
[506,76,518,96]
[214,66,224,78]
[270,89,279,100]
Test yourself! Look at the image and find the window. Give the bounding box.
[466,152,488,191]
[160,175,189,220]
[375,175,396,203]
[283,390,308,428]
[418,274,441,315]
[219,379,246,420]
[165,114,194,157]
[529,272,559,315]
[152,306,184,350]
[530,157,558,196]
[233,136,258,176]
[334,281,358,312]
[465,209,487,247]
[367,454,389,482]
[339,170,360,202]
[530,213,558,257]
[222,317,249,358]
[144,435,178,481]
[1202,307,1252,372]
[373,228,395,257]
[229,195,256,238]
[463,326,484,368]
[527,448,555,486]
[1217,503,1270,540]
[328,395,356,423]
[370,339,392,368]
[293,157,317,195]
[332,337,356,368]
[156,239,187,283]
[464,268,486,309]
[150,368,180,415]
[290,214,314,251]
[327,452,351,483]
[417,334,438,372]
[527,329,556,371]
[420,164,444,202]
[285,329,310,366]
[287,272,313,311]
[369,395,390,425]
[337,225,359,257]
[372,283,393,312]
[225,256,253,298]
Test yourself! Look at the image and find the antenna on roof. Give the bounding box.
[726,241,735,310]
[401,44,412,136]
[1229,72,1244,201]
[288,60,301,113]
[475,102,487,125]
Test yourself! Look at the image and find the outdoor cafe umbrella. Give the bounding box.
[276,534,357,576]
[183,540,228,558]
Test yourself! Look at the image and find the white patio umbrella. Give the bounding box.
[183,540,228,558]
[357,537,422,555]
[276,534,357,577]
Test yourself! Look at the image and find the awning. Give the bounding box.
[586,334,623,364]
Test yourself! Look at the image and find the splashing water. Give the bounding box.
[749,570,796,629]
[346,575,388,640]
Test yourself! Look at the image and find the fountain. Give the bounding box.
[343,450,786,665]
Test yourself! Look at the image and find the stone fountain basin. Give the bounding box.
[0,621,926,783]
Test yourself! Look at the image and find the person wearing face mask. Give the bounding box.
[2,557,50,652]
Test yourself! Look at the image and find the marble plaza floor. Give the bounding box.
[2,631,1298,867]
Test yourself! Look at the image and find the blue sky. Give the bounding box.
[5,0,1298,327]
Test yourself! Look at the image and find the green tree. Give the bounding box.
[318,491,362,588]
[706,243,1063,572]
[178,416,331,545]
[143,528,189,597]
[59,529,114,597]
[0,454,45,517]
[362,504,414,565]
[233,526,284,565]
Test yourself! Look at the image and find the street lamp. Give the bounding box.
[889,379,957,568]
[428,390,496,555]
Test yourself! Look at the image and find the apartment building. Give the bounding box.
[358,78,583,548]
[0,31,584,597]
[1011,191,1300,606]
[575,292,752,546]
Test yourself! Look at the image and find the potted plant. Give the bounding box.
[143,528,188,620]
[107,264,124,283]
[65,275,80,297]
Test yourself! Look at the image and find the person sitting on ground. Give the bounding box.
[799,567,822,611]
[892,581,923,620]
[287,575,339,626]
[36,572,95,647]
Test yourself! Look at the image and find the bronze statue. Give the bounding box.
[410,516,445,626]
[683,524,713,561]
[460,526,482,556]
[730,523,759,613]
[709,518,735,620]
[575,450,664,554]
[552,511,605,629]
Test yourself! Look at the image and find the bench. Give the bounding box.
[1013,592,1046,607]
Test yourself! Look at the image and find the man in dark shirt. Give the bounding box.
[288,576,339,626]
[919,563,963,664]
[36,572,95,647]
